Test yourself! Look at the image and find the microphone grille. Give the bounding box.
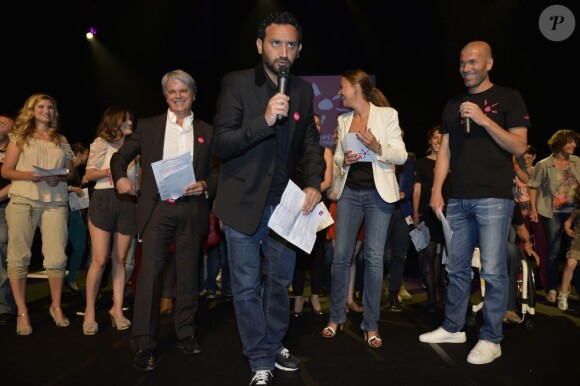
[278,64,289,76]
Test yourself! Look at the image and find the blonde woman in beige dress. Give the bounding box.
[1,93,75,335]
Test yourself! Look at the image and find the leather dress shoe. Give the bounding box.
[178,336,202,355]
[133,349,156,371]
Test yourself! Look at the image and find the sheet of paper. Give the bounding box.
[68,188,90,211]
[439,209,453,254]
[268,180,334,253]
[409,222,430,252]
[316,201,334,232]
[33,165,69,176]
[151,152,195,200]
[345,133,373,162]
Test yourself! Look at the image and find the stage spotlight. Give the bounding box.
[86,27,96,41]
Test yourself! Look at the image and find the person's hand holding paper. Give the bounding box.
[346,133,373,162]
[151,153,196,200]
[438,209,453,252]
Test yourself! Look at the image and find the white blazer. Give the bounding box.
[333,102,407,203]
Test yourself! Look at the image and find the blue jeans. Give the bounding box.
[206,240,231,294]
[330,186,394,332]
[385,207,412,292]
[0,206,15,315]
[443,198,513,343]
[540,212,571,292]
[66,209,87,284]
[225,206,296,372]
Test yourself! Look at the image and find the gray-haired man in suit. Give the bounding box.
[111,69,218,371]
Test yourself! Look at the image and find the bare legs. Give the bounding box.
[85,219,132,327]
[560,258,577,295]
[10,277,30,332]
[11,275,66,333]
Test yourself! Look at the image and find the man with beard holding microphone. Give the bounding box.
[212,11,323,386]
[419,41,530,365]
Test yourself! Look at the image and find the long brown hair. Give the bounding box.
[95,105,134,142]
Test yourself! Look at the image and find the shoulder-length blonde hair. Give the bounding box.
[11,93,60,150]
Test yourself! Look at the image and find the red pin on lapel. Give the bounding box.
[197,137,204,144]
[293,112,300,121]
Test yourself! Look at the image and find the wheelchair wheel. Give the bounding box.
[516,268,525,297]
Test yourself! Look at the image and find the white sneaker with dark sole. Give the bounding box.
[419,326,466,343]
[274,348,300,371]
[467,340,501,364]
[249,370,272,386]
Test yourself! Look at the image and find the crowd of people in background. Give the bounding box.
[0,10,578,386]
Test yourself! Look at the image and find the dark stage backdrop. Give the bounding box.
[301,74,376,149]
[0,0,577,160]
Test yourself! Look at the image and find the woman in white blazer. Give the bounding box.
[321,69,407,348]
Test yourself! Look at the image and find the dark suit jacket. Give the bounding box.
[110,113,218,236]
[212,64,324,235]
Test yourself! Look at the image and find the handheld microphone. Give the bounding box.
[464,96,471,137]
[277,65,289,121]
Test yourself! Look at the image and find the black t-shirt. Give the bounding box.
[441,85,531,199]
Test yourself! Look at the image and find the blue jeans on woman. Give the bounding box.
[443,198,513,343]
[385,206,413,293]
[206,240,231,296]
[224,205,296,372]
[330,186,394,332]
[540,212,571,292]
[0,206,15,316]
[66,209,87,285]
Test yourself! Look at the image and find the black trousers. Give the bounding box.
[130,201,202,351]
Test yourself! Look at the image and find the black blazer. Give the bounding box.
[110,113,218,236]
[212,64,324,235]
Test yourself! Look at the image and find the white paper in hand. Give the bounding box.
[345,133,373,162]
[68,188,90,211]
[33,165,69,176]
[268,180,329,253]
[409,222,430,252]
[151,153,195,200]
[438,209,453,254]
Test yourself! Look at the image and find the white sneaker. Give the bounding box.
[419,326,466,343]
[249,370,272,386]
[467,340,501,364]
[557,292,569,311]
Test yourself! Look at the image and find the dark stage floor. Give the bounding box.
[1,274,579,386]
